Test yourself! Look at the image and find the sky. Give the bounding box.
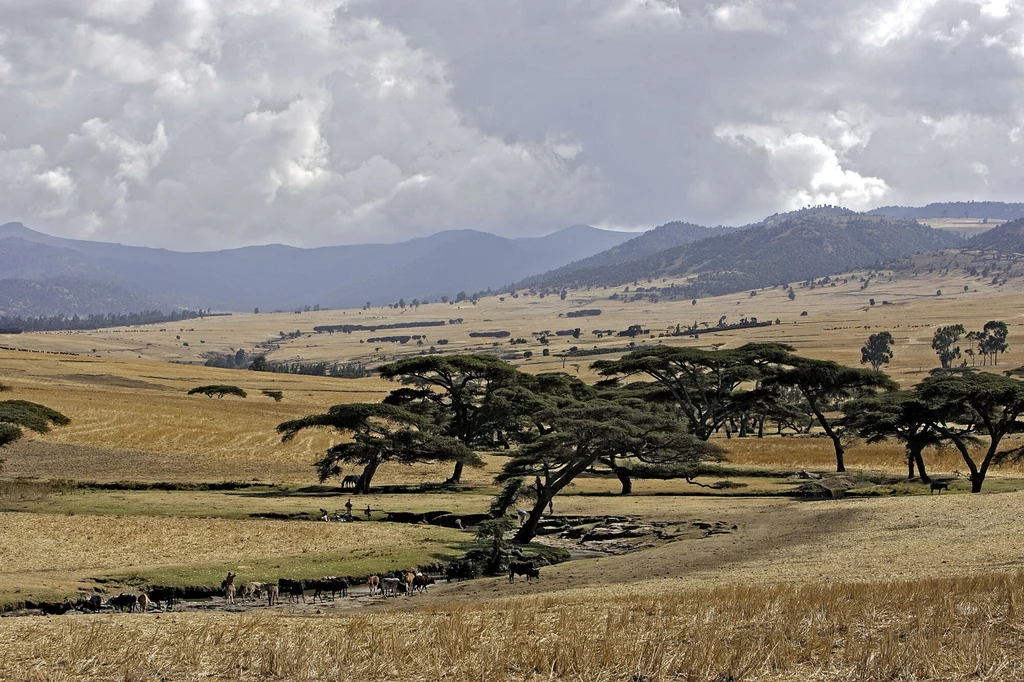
[1,0,1023,250]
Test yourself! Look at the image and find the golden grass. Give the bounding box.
[0,512,466,603]
[2,572,1023,681]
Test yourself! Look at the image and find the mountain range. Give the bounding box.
[0,223,634,316]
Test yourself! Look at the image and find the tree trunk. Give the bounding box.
[950,437,982,492]
[907,451,916,479]
[513,493,551,543]
[359,458,381,494]
[910,443,930,483]
[615,468,633,495]
[447,461,464,484]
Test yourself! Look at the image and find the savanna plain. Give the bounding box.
[3,262,1024,681]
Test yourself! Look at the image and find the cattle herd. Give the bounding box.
[29,560,541,617]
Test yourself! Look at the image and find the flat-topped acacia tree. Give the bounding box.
[499,399,721,543]
[592,343,795,441]
[188,385,247,399]
[842,391,942,482]
[378,355,520,483]
[0,387,71,449]
[917,371,1024,493]
[277,403,480,494]
[767,359,897,472]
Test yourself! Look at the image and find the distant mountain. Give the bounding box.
[514,221,740,289]
[0,277,159,317]
[867,201,1024,221]
[525,214,961,297]
[0,222,635,315]
[967,217,1024,253]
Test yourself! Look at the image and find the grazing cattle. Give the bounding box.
[931,481,950,494]
[39,601,74,615]
[76,594,103,612]
[402,572,416,597]
[107,594,139,612]
[136,593,150,613]
[381,577,401,598]
[278,578,306,603]
[445,559,475,583]
[222,572,236,604]
[341,474,361,490]
[312,577,349,601]
[508,561,540,583]
[320,508,330,522]
[147,587,180,610]
[266,584,279,607]
[413,574,435,594]
[366,575,380,597]
[240,582,266,601]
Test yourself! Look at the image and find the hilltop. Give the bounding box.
[867,201,1024,221]
[967,217,1024,254]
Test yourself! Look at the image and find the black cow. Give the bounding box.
[39,601,74,615]
[107,594,139,612]
[147,587,181,610]
[312,577,349,601]
[508,561,540,583]
[278,578,306,603]
[76,594,103,612]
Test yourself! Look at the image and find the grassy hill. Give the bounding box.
[0,277,159,317]
[523,214,961,297]
[967,217,1024,254]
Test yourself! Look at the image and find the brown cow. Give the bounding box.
[137,593,150,613]
[222,572,236,604]
[39,601,74,615]
[367,575,381,597]
[403,572,416,597]
[266,584,279,607]
[508,561,540,583]
[413,574,435,594]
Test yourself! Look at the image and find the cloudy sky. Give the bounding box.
[1,0,1022,250]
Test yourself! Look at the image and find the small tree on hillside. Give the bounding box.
[860,331,895,371]
[261,389,283,402]
[931,325,966,369]
[277,403,481,494]
[188,385,247,399]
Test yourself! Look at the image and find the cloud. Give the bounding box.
[2,0,1024,248]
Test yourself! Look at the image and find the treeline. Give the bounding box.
[0,309,211,333]
[313,321,446,334]
[282,346,1024,550]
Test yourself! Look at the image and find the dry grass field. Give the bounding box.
[5,261,1024,679]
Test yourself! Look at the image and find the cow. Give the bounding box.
[402,572,416,597]
[147,587,181,610]
[931,481,950,494]
[413,574,435,594]
[266,584,279,607]
[137,593,150,613]
[240,582,266,601]
[107,594,139,612]
[341,474,361,490]
[278,578,306,603]
[76,594,103,613]
[445,559,475,583]
[366,575,381,597]
[381,577,401,598]
[222,572,236,604]
[312,577,349,601]
[39,601,74,615]
[508,561,540,583]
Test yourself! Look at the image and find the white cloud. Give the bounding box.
[709,1,787,33]
[716,124,891,211]
[862,0,942,46]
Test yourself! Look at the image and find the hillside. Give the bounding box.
[867,201,1024,221]
[515,221,740,287]
[967,217,1024,253]
[525,214,961,297]
[0,222,634,315]
[0,277,159,317]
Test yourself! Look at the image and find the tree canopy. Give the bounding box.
[860,331,895,371]
[188,385,247,399]
[842,391,942,482]
[277,403,481,494]
[0,399,71,448]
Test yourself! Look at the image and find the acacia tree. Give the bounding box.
[917,372,1024,493]
[842,391,941,482]
[276,403,480,494]
[931,325,966,369]
[0,396,71,449]
[188,385,247,399]
[592,343,794,441]
[861,331,895,371]
[378,355,520,483]
[767,360,897,472]
[499,401,720,542]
